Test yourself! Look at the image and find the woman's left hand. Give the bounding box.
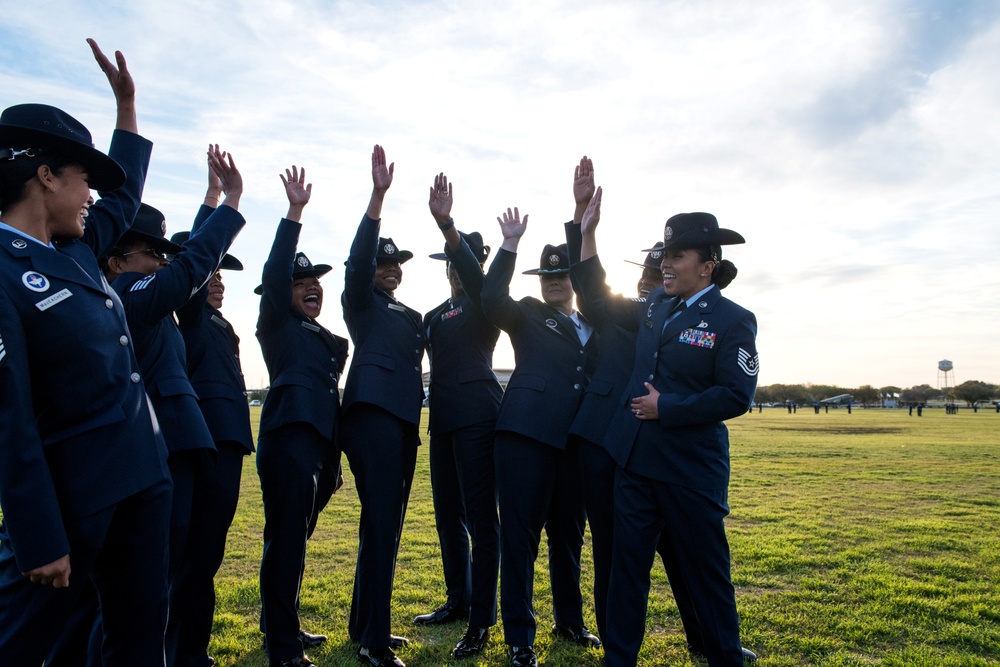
[631,382,660,420]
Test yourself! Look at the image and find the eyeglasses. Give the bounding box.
[121,248,167,260]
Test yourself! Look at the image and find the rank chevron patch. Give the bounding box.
[738,347,759,376]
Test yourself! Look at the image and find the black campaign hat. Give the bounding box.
[429,230,490,264]
[647,212,745,253]
[169,231,244,271]
[625,241,664,270]
[376,237,413,264]
[254,251,331,295]
[115,203,184,255]
[523,243,570,275]
[0,104,126,192]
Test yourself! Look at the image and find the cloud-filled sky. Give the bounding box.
[4,0,998,391]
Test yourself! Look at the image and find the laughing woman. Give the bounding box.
[573,188,759,667]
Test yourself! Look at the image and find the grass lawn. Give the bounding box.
[202,406,1000,666]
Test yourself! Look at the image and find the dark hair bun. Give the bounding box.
[713,259,738,289]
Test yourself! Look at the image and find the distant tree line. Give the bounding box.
[753,380,998,407]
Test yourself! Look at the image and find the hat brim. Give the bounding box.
[657,228,746,252]
[0,126,126,192]
[253,263,332,296]
[119,230,184,255]
[378,251,413,264]
[624,259,662,270]
[522,268,571,275]
[428,252,449,261]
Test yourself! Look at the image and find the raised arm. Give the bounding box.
[345,145,390,309]
[580,186,602,261]
[366,144,393,220]
[480,207,530,332]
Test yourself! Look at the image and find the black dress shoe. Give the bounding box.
[358,646,405,667]
[389,634,409,649]
[510,645,538,667]
[688,644,758,662]
[452,626,490,658]
[552,624,602,648]
[413,601,468,625]
[298,630,328,648]
[270,656,316,667]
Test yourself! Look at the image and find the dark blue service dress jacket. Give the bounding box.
[573,255,759,489]
[257,218,348,441]
[0,130,169,572]
[112,205,246,456]
[423,238,502,435]
[480,248,598,449]
[341,215,425,425]
[176,205,254,452]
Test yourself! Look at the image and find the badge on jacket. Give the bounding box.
[738,347,759,376]
[0,332,7,368]
[679,328,715,348]
[441,305,463,321]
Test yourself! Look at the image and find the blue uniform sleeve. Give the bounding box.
[120,206,245,326]
[445,233,488,317]
[258,217,300,328]
[656,310,759,426]
[342,214,380,311]
[0,290,70,572]
[81,130,153,260]
[176,205,222,326]
[480,248,527,333]
[572,254,643,332]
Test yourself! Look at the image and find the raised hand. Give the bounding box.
[429,172,454,225]
[280,165,312,222]
[573,156,595,204]
[205,144,223,204]
[581,186,602,235]
[372,144,394,193]
[208,145,243,209]
[87,38,137,133]
[497,207,528,241]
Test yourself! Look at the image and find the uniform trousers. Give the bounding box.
[577,438,703,646]
[342,403,419,649]
[429,420,500,627]
[167,441,247,666]
[257,422,338,662]
[494,432,587,647]
[605,467,744,667]
[0,479,171,666]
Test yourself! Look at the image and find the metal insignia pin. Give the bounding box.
[545,318,558,329]
[664,226,673,240]
[384,244,396,254]
[697,321,709,328]
[699,301,708,308]
[548,254,560,266]
[12,239,27,249]
[297,256,309,267]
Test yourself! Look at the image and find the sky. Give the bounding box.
[3,0,998,390]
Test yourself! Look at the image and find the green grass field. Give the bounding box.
[200,407,1000,666]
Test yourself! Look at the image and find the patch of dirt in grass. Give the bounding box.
[770,426,904,435]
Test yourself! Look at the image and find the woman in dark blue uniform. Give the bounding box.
[417,173,502,659]
[340,145,425,667]
[169,153,256,667]
[573,188,759,667]
[0,40,172,666]
[480,208,601,667]
[255,166,348,667]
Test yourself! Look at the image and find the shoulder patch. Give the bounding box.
[0,332,6,368]
[129,274,156,292]
[738,347,759,376]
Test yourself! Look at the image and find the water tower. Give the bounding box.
[937,359,954,391]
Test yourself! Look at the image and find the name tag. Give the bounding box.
[440,305,463,321]
[210,314,229,329]
[35,288,73,311]
[301,321,321,332]
[388,303,407,312]
[678,328,716,349]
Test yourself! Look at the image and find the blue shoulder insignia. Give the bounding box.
[129,275,156,292]
[0,332,6,368]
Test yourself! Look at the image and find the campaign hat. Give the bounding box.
[646,212,745,253]
[429,230,490,264]
[0,103,126,192]
[522,243,570,275]
[376,237,413,264]
[625,241,664,270]
[170,230,244,271]
[254,252,331,295]
[116,203,184,255]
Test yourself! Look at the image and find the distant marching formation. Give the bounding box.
[0,40,760,667]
